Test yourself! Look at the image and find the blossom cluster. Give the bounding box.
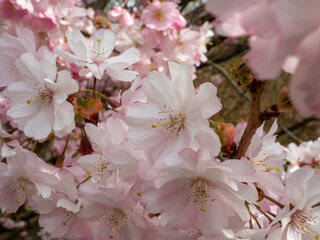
[0,0,319,240]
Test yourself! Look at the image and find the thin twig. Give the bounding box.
[211,62,250,101]
[278,124,302,144]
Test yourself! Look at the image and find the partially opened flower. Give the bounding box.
[55,29,140,81]
[0,122,18,158]
[6,51,79,140]
[0,27,43,88]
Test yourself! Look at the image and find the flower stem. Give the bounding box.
[93,77,97,98]
[258,192,284,209]
[245,201,253,229]
[79,89,117,109]
[55,134,70,168]
[253,203,273,223]
[31,141,37,152]
[24,139,33,149]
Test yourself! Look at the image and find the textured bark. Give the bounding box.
[231,80,266,159]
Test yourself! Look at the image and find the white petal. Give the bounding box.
[142,71,177,107]
[197,82,222,118]
[168,61,197,109]
[24,104,54,140]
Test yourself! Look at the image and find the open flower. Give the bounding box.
[141,148,257,235]
[270,168,320,240]
[126,61,221,165]
[6,51,79,140]
[0,147,59,213]
[82,188,144,240]
[55,29,140,81]
[141,0,184,31]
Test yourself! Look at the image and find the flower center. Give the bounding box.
[155,10,163,20]
[250,152,280,172]
[100,208,129,239]
[10,177,33,204]
[291,210,319,239]
[91,39,112,65]
[86,155,109,179]
[63,210,78,226]
[152,105,185,137]
[26,83,53,108]
[185,178,215,212]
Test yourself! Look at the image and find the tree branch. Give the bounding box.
[231,80,266,159]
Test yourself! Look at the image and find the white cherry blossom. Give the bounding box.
[126,61,221,165]
[55,29,140,81]
[6,51,79,140]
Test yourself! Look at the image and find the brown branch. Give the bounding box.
[231,80,266,159]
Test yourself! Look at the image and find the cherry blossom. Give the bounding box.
[270,168,320,240]
[6,51,79,140]
[141,0,184,31]
[82,188,145,240]
[127,61,221,165]
[0,27,44,88]
[0,147,59,213]
[141,148,257,235]
[55,28,141,81]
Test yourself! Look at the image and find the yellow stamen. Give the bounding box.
[86,166,106,175]
[137,192,142,196]
[27,98,42,104]
[263,164,280,171]
[63,214,73,226]
[302,224,318,239]
[152,122,174,128]
[97,39,102,56]
[16,191,23,204]
[109,225,117,239]
[200,191,206,212]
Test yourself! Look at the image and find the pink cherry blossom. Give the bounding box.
[141,0,182,31]
[108,7,134,28]
[82,188,145,240]
[141,148,257,235]
[0,27,44,88]
[0,147,59,213]
[0,122,18,157]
